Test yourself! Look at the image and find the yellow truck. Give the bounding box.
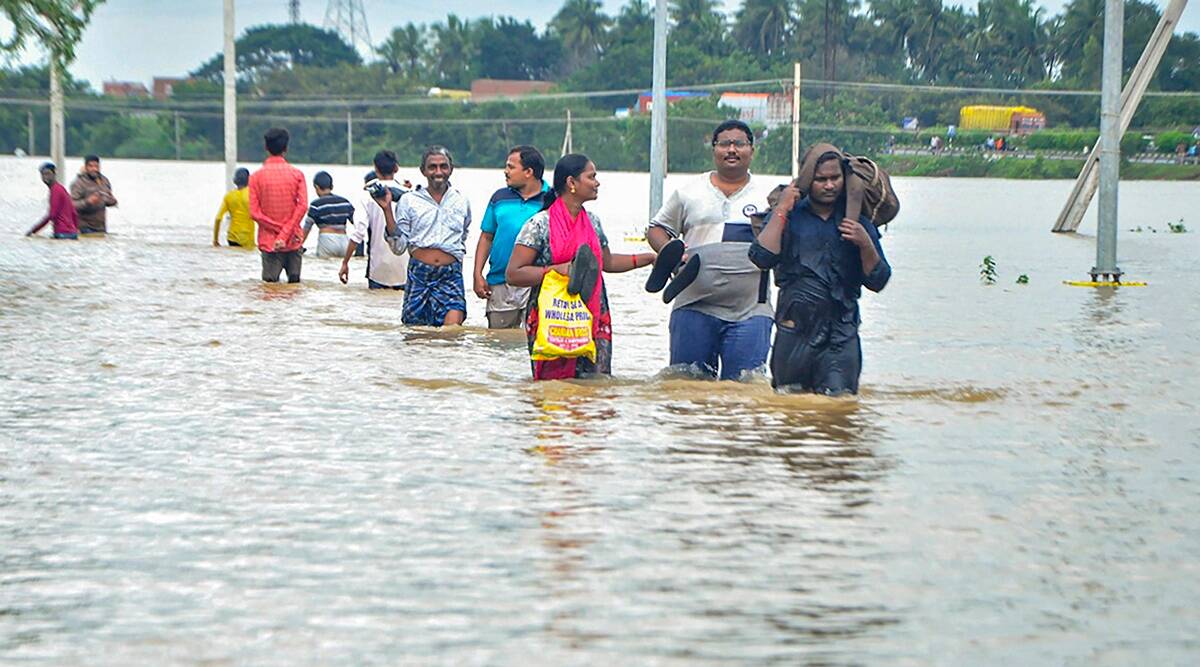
[959,105,1046,133]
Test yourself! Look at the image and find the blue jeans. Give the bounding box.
[668,308,773,380]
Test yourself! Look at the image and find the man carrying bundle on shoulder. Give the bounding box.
[749,143,894,395]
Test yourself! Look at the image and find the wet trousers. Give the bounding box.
[770,327,862,395]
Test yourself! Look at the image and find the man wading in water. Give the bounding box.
[70,155,117,235]
[248,128,308,283]
[473,145,550,329]
[379,146,471,326]
[27,162,79,239]
[645,120,775,380]
[749,144,892,394]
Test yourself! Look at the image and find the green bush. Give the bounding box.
[1026,130,1099,152]
[1155,130,1194,154]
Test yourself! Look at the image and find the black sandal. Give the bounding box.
[645,238,684,293]
[663,254,701,303]
[567,244,600,297]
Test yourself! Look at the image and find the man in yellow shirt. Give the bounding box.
[213,168,256,248]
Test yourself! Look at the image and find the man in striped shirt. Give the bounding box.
[248,127,308,283]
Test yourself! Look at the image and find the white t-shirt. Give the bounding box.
[351,185,408,287]
[648,172,776,321]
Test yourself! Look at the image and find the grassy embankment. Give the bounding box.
[875,153,1200,180]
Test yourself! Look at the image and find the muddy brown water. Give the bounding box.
[2,157,1198,665]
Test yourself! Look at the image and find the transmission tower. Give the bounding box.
[324,0,372,57]
[288,0,300,24]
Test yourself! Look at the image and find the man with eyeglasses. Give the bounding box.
[645,119,775,381]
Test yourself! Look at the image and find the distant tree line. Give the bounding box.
[1,0,1198,173]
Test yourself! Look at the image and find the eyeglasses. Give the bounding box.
[713,139,752,149]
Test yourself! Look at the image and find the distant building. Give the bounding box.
[103,81,149,98]
[718,91,792,128]
[152,77,188,100]
[636,90,710,113]
[470,79,553,100]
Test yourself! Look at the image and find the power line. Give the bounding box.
[3,76,1199,114]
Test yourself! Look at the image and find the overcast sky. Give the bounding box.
[3,0,1199,88]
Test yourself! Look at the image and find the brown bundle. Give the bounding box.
[791,143,900,227]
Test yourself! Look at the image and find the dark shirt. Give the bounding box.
[749,198,891,341]
[305,194,354,229]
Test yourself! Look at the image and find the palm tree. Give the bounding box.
[867,0,918,63]
[733,0,794,57]
[974,0,1046,87]
[1050,0,1104,85]
[671,0,728,44]
[550,0,612,70]
[376,23,426,77]
[612,0,652,46]
[429,14,475,88]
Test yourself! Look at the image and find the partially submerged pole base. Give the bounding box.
[1063,278,1147,288]
[1089,266,1123,283]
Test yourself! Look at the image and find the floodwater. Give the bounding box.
[2,156,1198,665]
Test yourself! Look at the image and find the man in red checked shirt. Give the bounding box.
[249,127,308,283]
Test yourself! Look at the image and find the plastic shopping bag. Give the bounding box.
[531,270,596,362]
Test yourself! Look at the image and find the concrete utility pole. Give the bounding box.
[1093,0,1123,282]
[561,109,573,156]
[27,110,35,156]
[648,0,668,219]
[346,109,353,165]
[49,54,65,182]
[224,0,237,189]
[791,62,801,180]
[1052,0,1188,233]
[174,111,182,160]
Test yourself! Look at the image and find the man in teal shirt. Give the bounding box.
[472,145,551,329]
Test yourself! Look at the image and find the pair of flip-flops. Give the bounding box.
[645,239,700,303]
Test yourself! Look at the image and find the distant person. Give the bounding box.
[1175,142,1187,165]
[986,137,996,151]
[70,154,117,235]
[749,143,892,395]
[506,153,656,380]
[947,124,957,147]
[340,153,409,290]
[472,145,550,329]
[379,146,471,326]
[645,119,775,381]
[248,127,307,283]
[302,171,355,258]
[212,167,255,248]
[26,162,78,239]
